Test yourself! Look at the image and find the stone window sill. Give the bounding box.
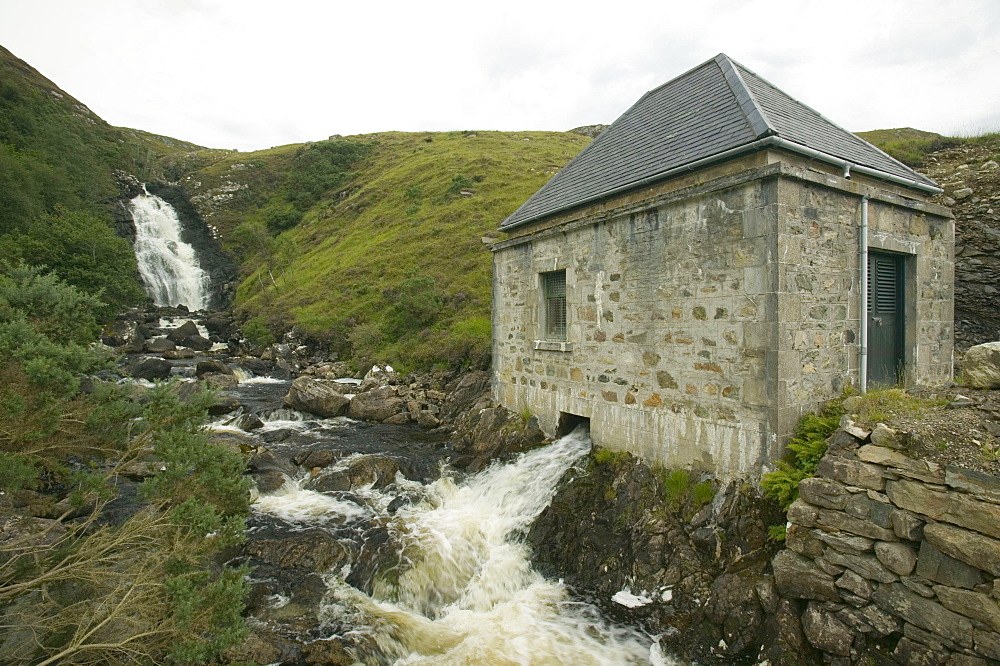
[534,340,573,352]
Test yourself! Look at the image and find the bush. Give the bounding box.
[0,265,250,664]
[242,315,275,347]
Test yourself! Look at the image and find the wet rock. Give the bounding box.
[166,320,201,342]
[230,413,264,431]
[202,373,238,390]
[451,405,546,471]
[102,319,142,347]
[225,627,302,666]
[161,348,196,359]
[347,386,404,422]
[254,470,287,493]
[302,638,353,665]
[284,377,350,417]
[346,455,399,489]
[240,358,271,376]
[204,315,234,337]
[197,359,233,377]
[295,449,338,469]
[181,333,213,351]
[209,429,257,454]
[144,337,176,353]
[207,393,242,415]
[128,356,172,380]
[245,527,352,573]
[306,468,351,492]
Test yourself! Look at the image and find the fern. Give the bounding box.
[761,410,841,510]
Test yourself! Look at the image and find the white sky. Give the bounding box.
[1,0,998,152]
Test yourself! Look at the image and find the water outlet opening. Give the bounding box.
[556,412,590,439]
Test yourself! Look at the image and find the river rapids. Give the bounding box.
[252,427,673,665]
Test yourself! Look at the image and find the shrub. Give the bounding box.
[242,315,276,347]
[0,265,250,664]
[447,174,475,194]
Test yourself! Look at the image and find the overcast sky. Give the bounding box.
[1,0,997,152]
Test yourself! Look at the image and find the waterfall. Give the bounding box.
[128,190,210,310]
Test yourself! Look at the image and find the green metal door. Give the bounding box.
[867,252,905,387]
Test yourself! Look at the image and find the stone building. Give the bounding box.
[491,54,954,477]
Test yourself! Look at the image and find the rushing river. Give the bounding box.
[252,427,670,665]
[131,315,672,664]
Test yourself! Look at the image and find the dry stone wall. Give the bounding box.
[775,420,1000,663]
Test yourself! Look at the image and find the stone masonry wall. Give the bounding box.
[493,156,952,478]
[775,422,1000,663]
[770,168,954,440]
[493,169,779,475]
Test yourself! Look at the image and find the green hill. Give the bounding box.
[177,130,591,369]
[0,45,148,308]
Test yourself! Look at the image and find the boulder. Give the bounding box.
[144,337,176,353]
[129,356,172,381]
[962,342,1000,389]
[284,377,350,417]
[197,359,233,377]
[230,413,264,431]
[204,315,234,336]
[347,386,405,422]
[166,320,200,342]
[209,429,257,454]
[208,393,242,416]
[180,333,213,351]
[202,373,238,390]
[305,455,399,492]
[240,358,271,376]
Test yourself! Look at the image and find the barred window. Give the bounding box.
[542,270,567,340]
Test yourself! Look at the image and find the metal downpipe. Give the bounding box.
[860,194,870,393]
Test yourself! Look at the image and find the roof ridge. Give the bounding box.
[714,53,775,139]
[732,60,935,185]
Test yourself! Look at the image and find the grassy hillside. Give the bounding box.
[179,130,591,369]
[0,45,147,308]
[857,127,999,168]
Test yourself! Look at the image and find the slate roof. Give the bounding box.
[500,54,939,230]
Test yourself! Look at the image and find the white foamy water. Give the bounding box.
[254,476,369,525]
[240,375,287,385]
[314,429,670,665]
[130,191,210,310]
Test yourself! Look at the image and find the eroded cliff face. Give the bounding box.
[926,141,1000,351]
[527,452,799,664]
